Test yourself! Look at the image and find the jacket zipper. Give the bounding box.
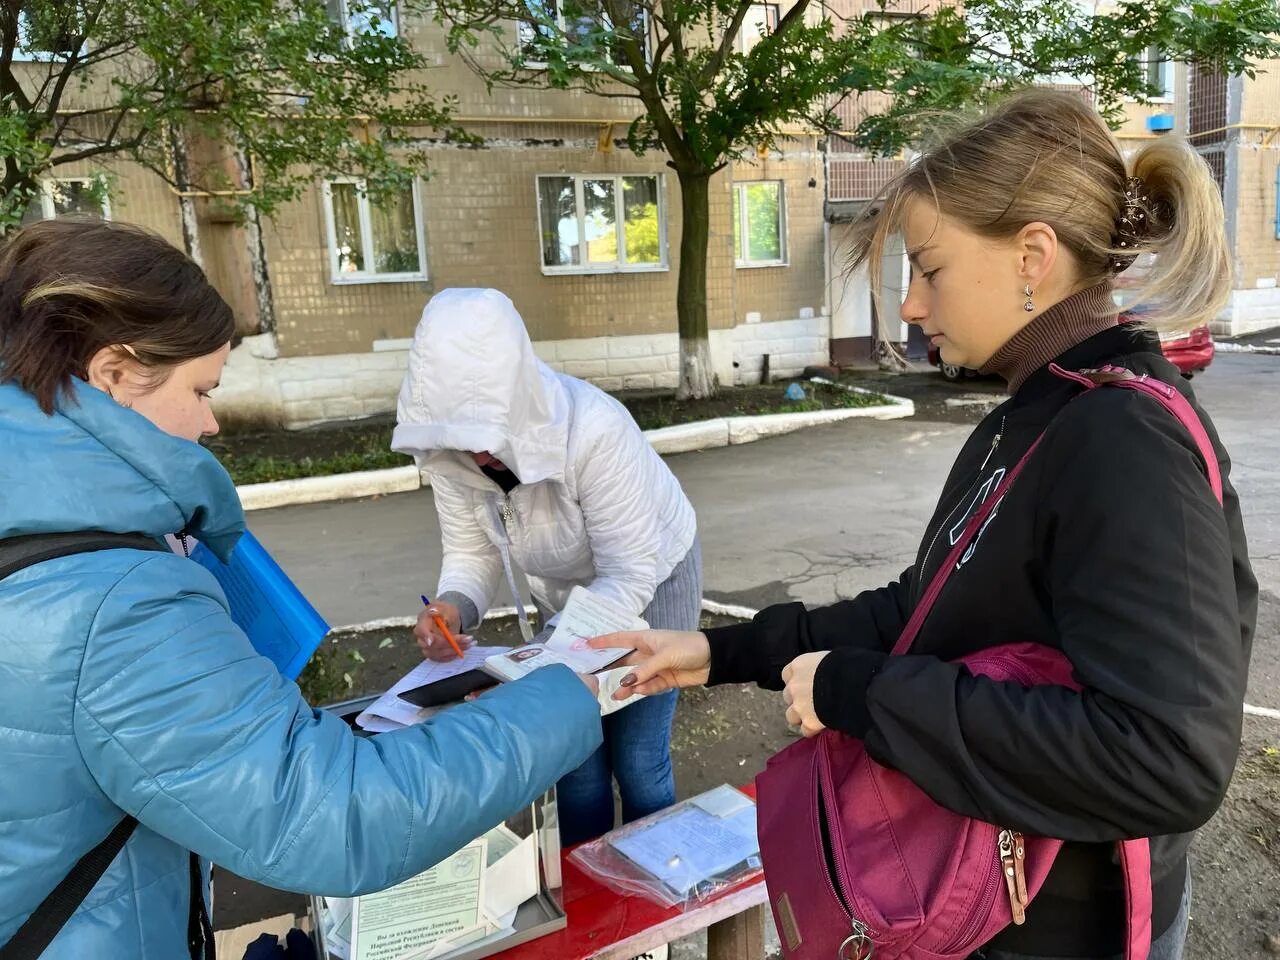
[917,416,1006,582]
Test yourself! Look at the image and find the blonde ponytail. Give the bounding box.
[1120,140,1232,334]
[846,89,1233,338]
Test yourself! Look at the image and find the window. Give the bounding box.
[325,0,398,42]
[517,0,649,67]
[322,180,426,283]
[536,174,666,273]
[25,178,111,222]
[732,181,786,267]
[738,3,779,54]
[1137,44,1174,101]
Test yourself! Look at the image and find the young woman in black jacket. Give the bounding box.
[593,88,1255,960]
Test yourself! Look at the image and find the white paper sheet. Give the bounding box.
[355,646,511,730]
[349,839,487,960]
[610,806,759,897]
[690,784,755,819]
[482,833,539,923]
[543,585,646,672]
[594,666,647,716]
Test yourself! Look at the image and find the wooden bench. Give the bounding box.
[499,786,768,960]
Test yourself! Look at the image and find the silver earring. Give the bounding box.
[1023,284,1035,313]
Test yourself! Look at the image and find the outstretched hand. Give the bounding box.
[587,630,712,700]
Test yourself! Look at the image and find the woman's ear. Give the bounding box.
[1015,220,1059,289]
[84,345,135,399]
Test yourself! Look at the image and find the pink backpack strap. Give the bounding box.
[1049,363,1223,504]
[1119,839,1154,960]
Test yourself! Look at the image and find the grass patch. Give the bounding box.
[622,381,890,431]
[206,420,413,485]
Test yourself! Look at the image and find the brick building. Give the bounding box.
[19,3,834,428]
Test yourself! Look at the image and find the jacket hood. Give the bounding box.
[0,378,245,560]
[391,288,569,484]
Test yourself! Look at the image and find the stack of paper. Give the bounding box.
[318,824,541,960]
[355,646,512,732]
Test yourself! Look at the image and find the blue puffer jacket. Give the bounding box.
[0,379,603,958]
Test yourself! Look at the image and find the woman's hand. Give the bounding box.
[414,601,472,661]
[782,652,830,738]
[588,630,711,700]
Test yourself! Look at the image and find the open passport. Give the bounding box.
[356,585,647,731]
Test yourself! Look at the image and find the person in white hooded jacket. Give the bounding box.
[392,288,701,846]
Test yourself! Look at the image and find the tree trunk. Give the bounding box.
[168,125,203,267]
[233,148,277,337]
[675,167,716,399]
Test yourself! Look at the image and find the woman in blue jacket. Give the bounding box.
[0,219,603,959]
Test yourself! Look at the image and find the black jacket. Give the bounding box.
[707,326,1256,956]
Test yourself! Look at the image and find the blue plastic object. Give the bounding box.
[191,529,330,679]
[1147,114,1174,133]
[784,382,806,401]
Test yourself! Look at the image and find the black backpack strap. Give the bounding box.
[0,531,166,582]
[0,817,140,960]
[0,532,214,960]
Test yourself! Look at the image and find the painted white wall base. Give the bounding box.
[1211,287,1280,338]
[214,317,834,430]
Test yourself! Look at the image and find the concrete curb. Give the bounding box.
[237,393,915,511]
[237,465,421,512]
[1217,341,1280,356]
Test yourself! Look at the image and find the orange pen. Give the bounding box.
[421,596,464,660]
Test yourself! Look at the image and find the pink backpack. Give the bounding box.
[757,366,1224,960]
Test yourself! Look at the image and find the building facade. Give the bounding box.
[22,3,833,429]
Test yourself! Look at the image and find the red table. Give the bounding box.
[500,787,768,960]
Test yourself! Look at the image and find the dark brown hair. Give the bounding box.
[0,218,236,413]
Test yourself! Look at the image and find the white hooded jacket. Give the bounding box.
[392,289,698,629]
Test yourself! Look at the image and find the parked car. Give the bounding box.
[1158,324,1215,377]
[927,321,1214,380]
[926,342,971,381]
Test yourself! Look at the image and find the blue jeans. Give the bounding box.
[556,538,702,847]
[557,687,680,846]
[974,867,1191,960]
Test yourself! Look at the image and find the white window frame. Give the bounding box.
[1128,44,1174,103]
[517,1,651,70]
[39,177,111,220]
[535,173,669,275]
[732,180,788,269]
[326,0,399,44]
[321,178,428,285]
[737,3,779,54]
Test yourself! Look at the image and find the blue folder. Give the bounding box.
[191,530,330,680]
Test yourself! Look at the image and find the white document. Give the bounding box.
[690,784,755,819]
[322,897,353,959]
[482,824,522,866]
[355,645,511,731]
[595,666,647,716]
[543,585,647,672]
[482,833,539,923]
[349,839,487,960]
[610,806,759,898]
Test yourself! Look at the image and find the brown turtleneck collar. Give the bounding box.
[979,283,1120,394]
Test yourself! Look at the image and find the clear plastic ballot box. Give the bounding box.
[307,692,568,960]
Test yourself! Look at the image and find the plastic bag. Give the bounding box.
[568,785,762,910]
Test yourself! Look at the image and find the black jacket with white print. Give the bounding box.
[706,324,1256,956]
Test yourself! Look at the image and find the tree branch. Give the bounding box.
[0,0,33,113]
